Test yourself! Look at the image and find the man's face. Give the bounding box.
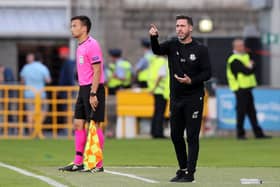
[110,56,117,63]
[234,40,246,53]
[71,19,86,38]
[176,19,192,41]
[0,65,4,72]
[59,52,68,60]
[26,54,34,63]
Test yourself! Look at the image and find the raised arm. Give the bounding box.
[149,24,169,55]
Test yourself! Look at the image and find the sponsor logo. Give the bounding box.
[72,165,78,170]
[192,111,199,119]
[92,56,100,61]
[180,58,186,62]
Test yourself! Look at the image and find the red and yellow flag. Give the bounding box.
[83,120,103,170]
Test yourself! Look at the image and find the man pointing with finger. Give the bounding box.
[149,15,211,182]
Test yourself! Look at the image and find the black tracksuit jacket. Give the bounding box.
[150,36,211,100]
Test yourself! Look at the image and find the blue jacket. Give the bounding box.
[58,59,75,86]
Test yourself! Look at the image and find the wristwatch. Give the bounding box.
[90,92,97,97]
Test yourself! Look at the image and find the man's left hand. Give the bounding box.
[174,74,192,84]
[90,96,98,111]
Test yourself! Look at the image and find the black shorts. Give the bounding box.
[74,84,105,122]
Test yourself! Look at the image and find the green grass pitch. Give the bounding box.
[0,137,279,186]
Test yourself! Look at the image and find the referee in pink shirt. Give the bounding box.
[59,15,105,172]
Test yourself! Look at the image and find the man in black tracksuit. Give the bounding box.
[149,15,211,182]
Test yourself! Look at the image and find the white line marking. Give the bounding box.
[0,162,68,187]
[105,169,159,183]
[107,166,159,169]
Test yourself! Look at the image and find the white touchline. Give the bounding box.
[105,169,159,183]
[0,162,68,187]
[107,166,159,169]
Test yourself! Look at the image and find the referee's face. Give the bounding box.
[176,19,192,41]
[71,19,87,38]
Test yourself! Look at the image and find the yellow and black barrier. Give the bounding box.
[0,85,79,139]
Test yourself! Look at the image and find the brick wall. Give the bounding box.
[74,0,259,65]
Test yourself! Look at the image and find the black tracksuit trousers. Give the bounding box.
[170,93,204,174]
[151,94,167,138]
[234,89,264,138]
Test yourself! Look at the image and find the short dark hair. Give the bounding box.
[108,49,122,58]
[176,15,193,26]
[141,38,150,48]
[71,15,92,33]
[34,52,42,61]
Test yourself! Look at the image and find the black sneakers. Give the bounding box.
[256,135,272,139]
[58,162,104,173]
[237,135,272,140]
[170,169,195,182]
[80,167,104,173]
[58,163,84,172]
[237,136,247,140]
[91,167,104,173]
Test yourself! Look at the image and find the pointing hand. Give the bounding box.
[149,24,159,36]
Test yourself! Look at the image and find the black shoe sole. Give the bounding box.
[256,136,272,139]
[170,179,195,183]
[58,165,83,172]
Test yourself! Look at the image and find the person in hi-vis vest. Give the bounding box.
[135,38,154,88]
[226,38,271,140]
[107,49,132,95]
[147,55,169,138]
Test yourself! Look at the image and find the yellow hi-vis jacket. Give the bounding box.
[147,56,170,99]
[226,53,257,91]
[118,59,132,87]
[107,63,121,88]
[137,53,153,83]
[107,60,132,88]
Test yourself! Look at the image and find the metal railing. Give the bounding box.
[0,85,79,139]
